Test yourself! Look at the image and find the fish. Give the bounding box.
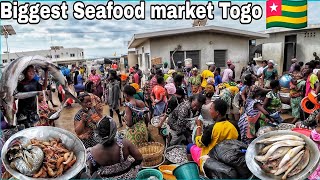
[287,148,310,178]
[278,145,304,169]
[13,90,48,99]
[274,150,304,176]
[268,147,292,161]
[282,153,303,180]
[0,55,84,125]
[259,144,273,155]
[255,140,305,162]
[256,135,304,144]
[260,158,282,173]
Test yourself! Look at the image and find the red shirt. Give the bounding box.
[152,85,166,101]
[133,73,140,84]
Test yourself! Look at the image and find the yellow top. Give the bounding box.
[201,70,214,88]
[195,120,238,169]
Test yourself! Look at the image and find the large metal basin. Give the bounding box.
[246,130,320,180]
[1,126,86,180]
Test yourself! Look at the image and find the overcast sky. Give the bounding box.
[1,1,319,58]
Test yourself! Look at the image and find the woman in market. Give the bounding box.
[261,60,278,88]
[189,68,202,95]
[290,65,305,123]
[88,68,103,98]
[263,80,283,124]
[157,83,185,128]
[36,91,55,126]
[190,99,238,168]
[167,94,206,146]
[86,116,143,179]
[241,74,270,103]
[131,83,144,101]
[106,70,122,127]
[238,79,274,144]
[16,65,48,128]
[74,93,104,148]
[74,70,85,96]
[123,85,149,145]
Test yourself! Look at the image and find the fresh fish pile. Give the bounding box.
[6,137,77,178]
[166,147,188,164]
[147,176,160,180]
[254,135,310,179]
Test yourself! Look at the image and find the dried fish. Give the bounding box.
[166,147,188,164]
[256,135,304,144]
[288,148,310,177]
[278,145,304,169]
[274,150,304,176]
[268,147,291,161]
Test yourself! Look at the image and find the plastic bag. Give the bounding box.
[209,139,251,178]
[203,158,238,179]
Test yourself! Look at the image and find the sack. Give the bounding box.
[209,139,251,179]
[203,158,238,179]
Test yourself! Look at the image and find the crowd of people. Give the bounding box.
[3,53,320,179]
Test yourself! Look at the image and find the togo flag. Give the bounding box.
[266,0,307,29]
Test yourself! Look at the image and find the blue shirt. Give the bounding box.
[214,75,222,86]
[33,75,40,82]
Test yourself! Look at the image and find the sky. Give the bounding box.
[1,1,319,59]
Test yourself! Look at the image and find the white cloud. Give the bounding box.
[1,1,318,58]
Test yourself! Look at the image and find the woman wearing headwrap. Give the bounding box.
[123,85,149,145]
[157,83,185,128]
[261,60,278,88]
[189,68,202,95]
[238,75,273,144]
[131,83,144,101]
[86,116,143,179]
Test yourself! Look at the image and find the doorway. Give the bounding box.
[284,35,297,72]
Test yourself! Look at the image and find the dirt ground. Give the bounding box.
[52,92,165,145]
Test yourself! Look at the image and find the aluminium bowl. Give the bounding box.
[1,126,86,180]
[246,130,320,180]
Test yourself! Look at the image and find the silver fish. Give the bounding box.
[268,147,292,161]
[287,148,310,178]
[282,153,303,180]
[255,140,305,162]
[274,150,304,176]
[13,91,46,99]
[278,145,304,169]
[256,135,304,144]
[260,144,273,155]
[0,55,84,125]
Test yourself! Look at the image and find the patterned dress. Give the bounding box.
[238,99,267,144]
[124,102,149,145]
[87,138,140,179]
[74,108,102,148]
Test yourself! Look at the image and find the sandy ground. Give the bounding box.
[51,92,165,145]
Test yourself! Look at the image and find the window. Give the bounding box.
[145,53,150,69]
[214,50,227,67]
[170,50,201,68]
[186,51,200,68]
[70,53,75,57]
[55,55,60,58]
[3,59,7,63]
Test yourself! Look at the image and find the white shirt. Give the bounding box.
[257,66,267,76]
[222,68,233,82]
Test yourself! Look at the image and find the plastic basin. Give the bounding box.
[173,162,200,179]
[137,169,163,180]
[159,165,177,180]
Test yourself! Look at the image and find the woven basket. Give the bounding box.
[138,142,165,167]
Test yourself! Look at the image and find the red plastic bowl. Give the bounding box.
[292,128,312,137]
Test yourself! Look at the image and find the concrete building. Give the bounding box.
[128,25,268,79]
[256,24,320,74]
[1,46,85,67]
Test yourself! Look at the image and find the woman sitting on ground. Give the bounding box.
[74,93,103,148]
[87,116,143,179]
[190,99,238,169]
[123,85,149,145]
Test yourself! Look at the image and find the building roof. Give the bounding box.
[261,24,320,34]
[128,25,269,48]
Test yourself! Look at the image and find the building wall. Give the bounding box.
[256,29,320,66]
[142,32,250,80]
[127,51,138,68]
[135,40,151,72]
[1,47,84,67]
